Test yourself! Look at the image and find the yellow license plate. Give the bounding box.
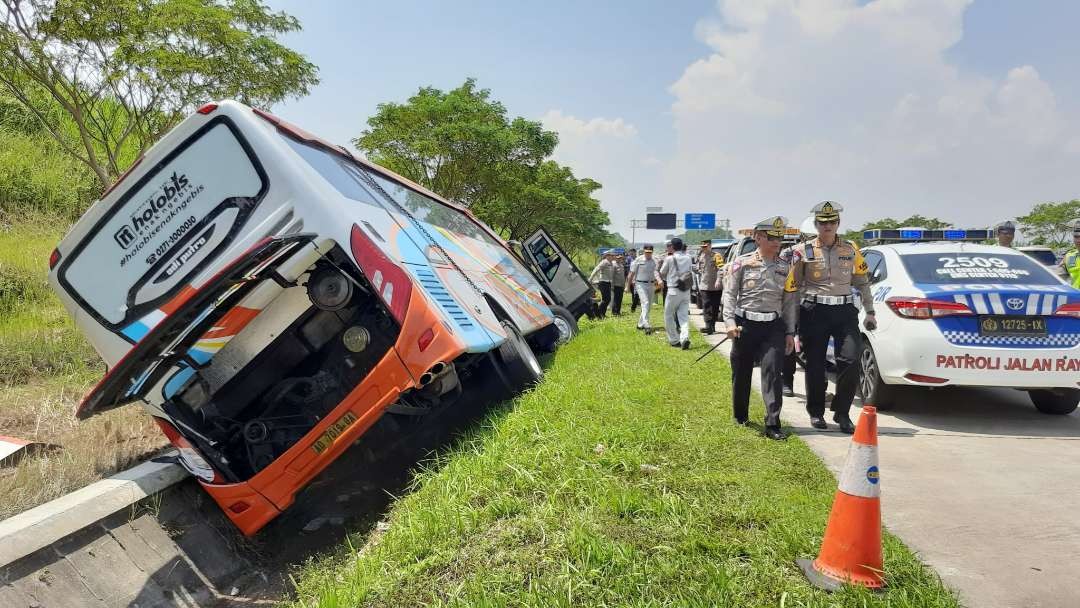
[311,411,358,454]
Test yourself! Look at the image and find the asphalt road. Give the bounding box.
[688,308,1080,608]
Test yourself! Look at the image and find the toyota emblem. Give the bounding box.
[1006,297,1025,310]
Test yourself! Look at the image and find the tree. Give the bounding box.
[355,79,556,210]
[1017,200,1080,248]
[356,80,614,253]
[0,0,319,187]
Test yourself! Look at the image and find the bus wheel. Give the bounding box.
[1029,389,1079,415]
[491,320,543,396]
[549,305,578,346]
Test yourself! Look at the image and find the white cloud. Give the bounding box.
[539,110,659,241]
[663,0,1080,233]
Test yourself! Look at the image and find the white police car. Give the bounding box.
[857,229,1080,415]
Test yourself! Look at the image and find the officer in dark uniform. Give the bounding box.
[785,202,876,434]
[993,220,1017,248]
[723,216,796,440]
[697,239,723,334]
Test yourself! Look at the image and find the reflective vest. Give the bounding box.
[1065,249,1080,288]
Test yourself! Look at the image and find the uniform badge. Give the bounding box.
[812,270,823,279]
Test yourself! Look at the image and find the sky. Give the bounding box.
[269,0,1080,244]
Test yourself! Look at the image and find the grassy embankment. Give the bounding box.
[0,119,165,518]
[288,311,958,607]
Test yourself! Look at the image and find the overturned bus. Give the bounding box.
[47,100,584,535]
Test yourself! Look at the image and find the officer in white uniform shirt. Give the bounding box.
[627,244,660,332]
[658,237,694,349]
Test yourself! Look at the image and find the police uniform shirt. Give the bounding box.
[697,249,721,291]
[722,250,797,333]
[659,251,693,291]
[589,258,614,283]
[784,237,875,313]
[611,260,626,287]
[629,255,658,282]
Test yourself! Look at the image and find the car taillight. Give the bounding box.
[49,248,61,269]
[886,296,973,319]
[196,102,218,115]
[1053,303,1080,318]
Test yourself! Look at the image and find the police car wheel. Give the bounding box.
[491,320,543,395]
[549,305,578,345]
[1028,389,1079,415]
[858,341,895,410]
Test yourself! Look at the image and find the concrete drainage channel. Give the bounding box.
[0,456,287,607]
[0,372,516,608]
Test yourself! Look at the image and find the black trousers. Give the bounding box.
[783,352,797,387]
[799,303,862,418]
[700,289,721,330]
[611,285,624,315]
[730,317,785,427]
[630,285,640,311]
[596,281,612,317]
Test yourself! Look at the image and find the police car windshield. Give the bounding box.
[900,252,1060,285]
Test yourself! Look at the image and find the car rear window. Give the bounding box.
[1021,249,1058,266]
[900,252,1061,284]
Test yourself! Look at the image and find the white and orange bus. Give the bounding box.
[47,100,581,535]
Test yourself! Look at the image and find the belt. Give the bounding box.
[635,279,654,283]
[735,309,779,322]
[804,294,854,305]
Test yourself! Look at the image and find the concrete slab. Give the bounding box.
[688,308,1080,608]
[0,453,188,569]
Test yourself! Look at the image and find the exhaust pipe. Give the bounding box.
[417,362,450,388]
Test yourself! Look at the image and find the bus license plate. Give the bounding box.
[978,315,1047,337]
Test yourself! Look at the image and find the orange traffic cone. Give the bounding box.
[798,405,884,591]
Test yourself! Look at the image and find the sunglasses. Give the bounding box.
[765,234,783,241]
[816,219,839,225]
[998,229,1015,234]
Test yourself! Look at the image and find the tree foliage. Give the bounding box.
[1017,200,1080,248]
[355,79,611,252]
[0,0,319,186]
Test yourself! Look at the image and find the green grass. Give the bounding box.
[287,311,958,607]
[0,220,100,384]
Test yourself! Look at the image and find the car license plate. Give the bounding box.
[978,315,1047,337]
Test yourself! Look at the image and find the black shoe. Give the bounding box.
[702,327,714,335]
[681,340,690,350]
[783,384,795,397]
[765,426,787,440]
[670,342,681,347]
[735,418,750,427]
[809,416,828,430]
[834,415,856,434]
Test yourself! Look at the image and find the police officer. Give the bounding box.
[1059,218,1080,288]
[785,201,876,434]
[697,239,722,334]
[611,253,626,315]
[628,245,660,332]
[778,216,815,397]
[993,220,1017,248]
[626,248,640,311]
[589,250,615,317]
[723,216,796,440]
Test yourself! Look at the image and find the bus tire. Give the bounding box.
[491,320,543,396]
[549,305,578,347]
